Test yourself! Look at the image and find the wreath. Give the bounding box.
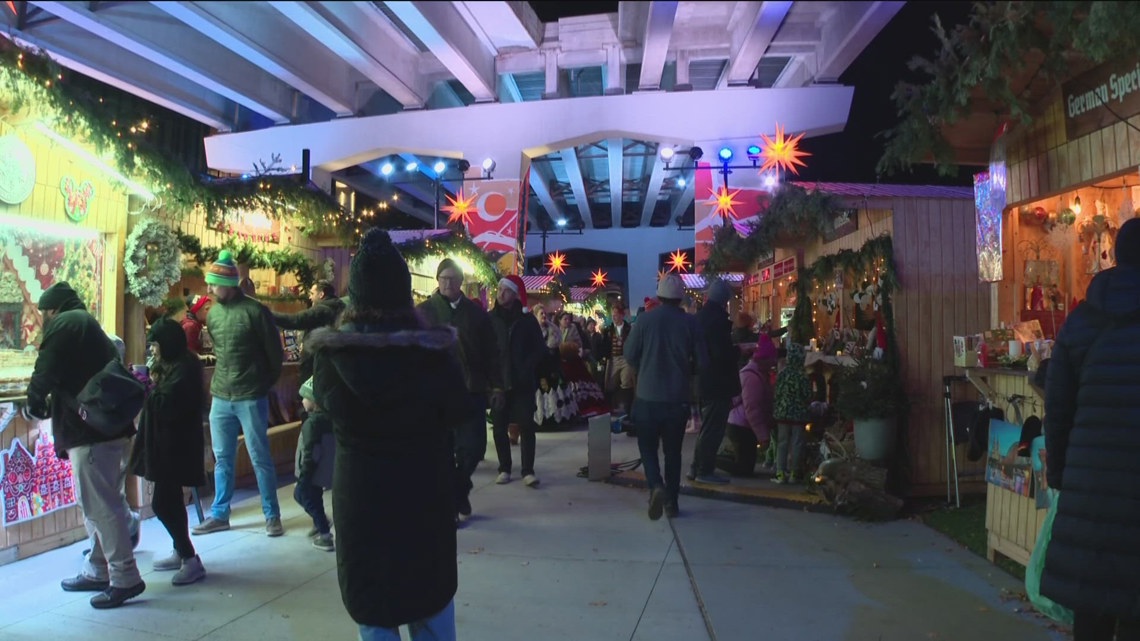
[125,218,182,307]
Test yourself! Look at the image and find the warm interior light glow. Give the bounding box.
[0,213,100,240]
[32,121,156,200]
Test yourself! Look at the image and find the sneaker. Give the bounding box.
[172,556,206,586]
[152,550,182,572]
[457,494,472,517]
[61,574,109,592]
[695,473,730,485]
[312,533,335,552]
[90,581,145,609]
[523,474,540,488]
[191,517,230,535]
[664,502,679,519]
[771,472,787,485]
[266,517,285,537]
[495,472,511,485]
[647,488,665,521]
[306,526,319,538]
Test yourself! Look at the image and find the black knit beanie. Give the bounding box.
[147,317,188,360]
[38,282,79,311]
[436,257,462,278]
[349,229,412,311]
[1117,217,1140,267]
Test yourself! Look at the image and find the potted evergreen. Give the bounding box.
[832,357,902,463]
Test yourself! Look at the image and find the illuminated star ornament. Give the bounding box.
[657,269,668,282]
[546,251,568,275]
[759,123,810,175]
[668,250,691,273]
[706,186,742,220]
[590,269,608,288]
[442,189,476,225]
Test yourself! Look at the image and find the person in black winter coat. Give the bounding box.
[1043,217,1140,641]
[129,317,206,586]
[309,229,467,639]
[28,282,145,609]
[273,280,346,383]
[293,377,335,551]
[689,279,741,484]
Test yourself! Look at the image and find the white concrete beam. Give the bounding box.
[605,44,624,95]
[640,148,668,227]
[528,163,565,227]
[816,1,903,82]
[204,85,856,181]
[1,27,233,130]
[153,1,357,116]
[384,1,496,103]
[617,2,649,43]
[497,47,610,75]
[607,138,623,228]
[31,0,295,123]
[560,146,593,228]
[456,0,541,51]
[269,1,428,109]
[717,0,793,89]
[637,1,678,91]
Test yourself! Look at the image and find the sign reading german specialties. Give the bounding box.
[1062,58,1140,140]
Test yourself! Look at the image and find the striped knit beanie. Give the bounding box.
[205,249,240,287]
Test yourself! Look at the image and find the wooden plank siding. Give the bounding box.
[891,196,992,496]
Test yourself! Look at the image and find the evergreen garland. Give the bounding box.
[176,231,318,294]
[125,219,183,307]
[394,229,501,287]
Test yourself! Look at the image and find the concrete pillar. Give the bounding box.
[543,51,560,100]
[604,44,625,96]
[674,50,692,92]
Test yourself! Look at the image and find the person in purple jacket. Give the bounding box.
[720,338,778,477]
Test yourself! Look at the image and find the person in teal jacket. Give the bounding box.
[772,342,811,484]
[192,249,286,538]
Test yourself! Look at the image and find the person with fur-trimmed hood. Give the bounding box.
[309,229,467,640]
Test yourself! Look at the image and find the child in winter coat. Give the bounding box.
[772,342,811,483]
[720,338,777,476]
[294,378,336,551]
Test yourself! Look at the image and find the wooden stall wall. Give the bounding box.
[0,121,131,560]
[803,208,894,264]
[892,196,993,496]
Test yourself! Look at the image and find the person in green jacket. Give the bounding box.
[772,342,811,484]
[192,250,286,537]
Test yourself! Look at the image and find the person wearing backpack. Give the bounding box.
[26,282,146,609]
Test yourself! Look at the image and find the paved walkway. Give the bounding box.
[0,426,1066,641]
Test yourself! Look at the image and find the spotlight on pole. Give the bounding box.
[405,161,418,172]
[659,146,675,163]
[677,177,687,188]
[556,218,567,228]
[688,147,704,162]
[457,159,471,173]
[380,162,394,176]
[718,147,733,162]
[433,160,447,174]
[482,158,496,171]
[747,144,762,165]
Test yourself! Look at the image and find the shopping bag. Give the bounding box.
[1025,488,1074,625]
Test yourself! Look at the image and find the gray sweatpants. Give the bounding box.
[70,439,142,588]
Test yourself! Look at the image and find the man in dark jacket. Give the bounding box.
[273,280,345,382]
[1043,217,1140,640]
[598,303,635,414]
[625,274,707,520]
[488,275,547,488]
[192,250,286,538]
[27,282,145,609]
[688,279,740,485]
[418,259,504,522]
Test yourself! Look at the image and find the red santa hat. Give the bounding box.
[498,275,528,309]
[188,294,210,316]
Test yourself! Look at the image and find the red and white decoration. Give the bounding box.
[2,431,77,526]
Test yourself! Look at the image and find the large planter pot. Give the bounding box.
[853,416,897,464]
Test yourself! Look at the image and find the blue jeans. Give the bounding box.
[210,396,280,521]
[632,399,689,505]
[358,600,455,641]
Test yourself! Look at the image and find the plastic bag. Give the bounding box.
[1025,488,1074,624]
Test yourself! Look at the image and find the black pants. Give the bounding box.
[293,471,330,535]
[719,423,758,477]
[1075,611,1140,641]
[151,481,195,559]
[454,393,488,503]
[491,389,537,477]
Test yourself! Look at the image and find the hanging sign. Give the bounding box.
[822,208,859,242]
[1062,58,1140,140]
[0,134,36,205]
[759,257,797,283]
[216,210,281,243]
[60,176,95,222]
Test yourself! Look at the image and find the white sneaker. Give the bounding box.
[152,550,182,572]
[495,472,511,484]
[172,555,206,586]
[523,474,540,488]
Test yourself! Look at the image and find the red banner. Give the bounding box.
[693,162,768,271]
[462,178,520,257]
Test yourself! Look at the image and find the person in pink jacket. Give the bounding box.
[719,337,778,477]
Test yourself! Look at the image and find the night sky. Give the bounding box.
[528,1,980,185]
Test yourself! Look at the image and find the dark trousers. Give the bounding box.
[293,471,330,535]
[491,389,537,477]
[633,399,688,505]
[1075,611,1140,641]
[691,398,731,477]
[455,393,487,503]
[151,481,195,559]
[720,423,758,476]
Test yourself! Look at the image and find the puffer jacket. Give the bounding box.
[729,359,774,441]
[207,294,283,401]
[773,343,811,423]
[273,295,346,382]
[1042,264,1140,618]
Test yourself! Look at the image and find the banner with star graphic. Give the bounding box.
[693,162,768,270]
[453,177,521,257]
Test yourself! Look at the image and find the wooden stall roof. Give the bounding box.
[793,182,975,200]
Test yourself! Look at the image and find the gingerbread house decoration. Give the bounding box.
[32,431,74,512]
[2,439,35,525]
